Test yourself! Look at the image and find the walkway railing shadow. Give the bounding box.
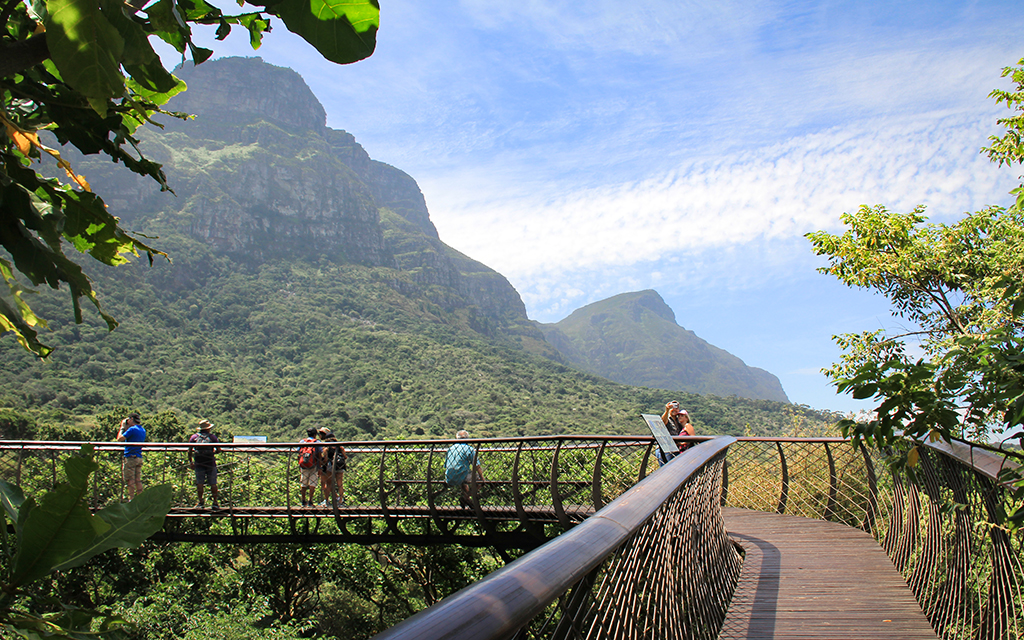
[722,437,1023,640]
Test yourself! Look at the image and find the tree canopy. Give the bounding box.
[1,0,380,357]
[807,57,1024,528]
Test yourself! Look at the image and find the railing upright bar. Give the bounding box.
[591,439,606,512]
[551,439,569,528]
[824,441,837,521]
[775,441,788,515]
[860,445,879,533]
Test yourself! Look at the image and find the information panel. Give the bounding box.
[233,435,267,443]
[641,413,679,456]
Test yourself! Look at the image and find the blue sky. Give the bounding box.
[177,0,1023,413]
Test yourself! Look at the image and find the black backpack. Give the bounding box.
[194,431,215,467]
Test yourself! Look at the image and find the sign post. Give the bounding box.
[641,414,679,457]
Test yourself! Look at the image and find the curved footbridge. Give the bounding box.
[1,434,1020,639]
[721,509,935,639]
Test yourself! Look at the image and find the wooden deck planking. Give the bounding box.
[719,507,937,640]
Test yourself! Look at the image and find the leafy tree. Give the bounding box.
[0,444,172,638]
[807,57,1024,528]
[1,0,380,356]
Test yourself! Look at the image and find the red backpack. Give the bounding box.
[298,439,317,469]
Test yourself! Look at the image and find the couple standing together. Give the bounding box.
[298,427,348,507]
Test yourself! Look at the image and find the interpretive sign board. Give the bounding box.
[641,414,679,456]
[233,435,267,443]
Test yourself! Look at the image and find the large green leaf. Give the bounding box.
[9,454,107,587]
[98,0,157,67]
[45,0,126,106]
[52,484,172,573]
[265,0,378,65]
[0,480,27,531]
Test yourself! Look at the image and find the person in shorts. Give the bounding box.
[188,420,220,508]
[445,430,484,507]
[297,428,320,507]
[317,428,347,506]
[116,412,146,500]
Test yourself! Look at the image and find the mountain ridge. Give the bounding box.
[539,290,789,402]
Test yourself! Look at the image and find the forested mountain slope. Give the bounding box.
[1,58,837,442]
[540,290,789,402]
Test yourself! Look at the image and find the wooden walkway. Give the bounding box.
[720,508,937,639]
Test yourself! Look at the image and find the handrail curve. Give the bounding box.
[373,436,739,640]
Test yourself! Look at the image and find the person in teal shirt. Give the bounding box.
[445,430,484,507]
[116,412,146,500]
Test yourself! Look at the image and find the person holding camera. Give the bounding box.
[658,401,695,466]
[116,412,146,500]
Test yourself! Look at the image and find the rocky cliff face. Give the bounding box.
[88,56,532,332]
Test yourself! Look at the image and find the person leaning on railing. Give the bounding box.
[317,427,347,507]
[445,430,485,507]
[658,401,695,466]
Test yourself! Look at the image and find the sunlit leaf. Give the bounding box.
[265,0,378,64]
[45,0,126,104]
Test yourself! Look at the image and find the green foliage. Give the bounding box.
[983,57,1024,211]
[0,248,839,441]
[0,443,172,639]
[808,57,1024,530]
[1,0,379,356]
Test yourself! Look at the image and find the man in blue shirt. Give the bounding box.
[116,412,146,500]
[445,430,484,507]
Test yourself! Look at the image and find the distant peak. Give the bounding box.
[629,290,676,324]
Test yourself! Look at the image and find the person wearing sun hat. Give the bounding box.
[188,419,221,508]
[316,427,347,506]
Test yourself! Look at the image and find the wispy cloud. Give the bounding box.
[426,111,1018,308]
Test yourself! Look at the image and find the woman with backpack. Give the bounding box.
[317,427,347,507]
[297,428,321,507]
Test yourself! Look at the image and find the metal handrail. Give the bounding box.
[374,436,738,640]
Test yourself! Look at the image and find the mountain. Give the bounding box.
[87,56,550,353]
[1,57,836,442]
[539,290,789,402]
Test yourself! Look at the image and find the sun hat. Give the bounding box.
[198,420,214,431]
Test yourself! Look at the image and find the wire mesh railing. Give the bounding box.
[373,436,741,640]
[720,436,1023,640]
[1,434,1020,639]
[0,437,661,547]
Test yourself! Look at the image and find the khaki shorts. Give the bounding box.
[122,456,143,485]
[300,466,318,488]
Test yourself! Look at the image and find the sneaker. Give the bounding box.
[319,500,328,507]
[194,503,205,509]
[212,502,221,509]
